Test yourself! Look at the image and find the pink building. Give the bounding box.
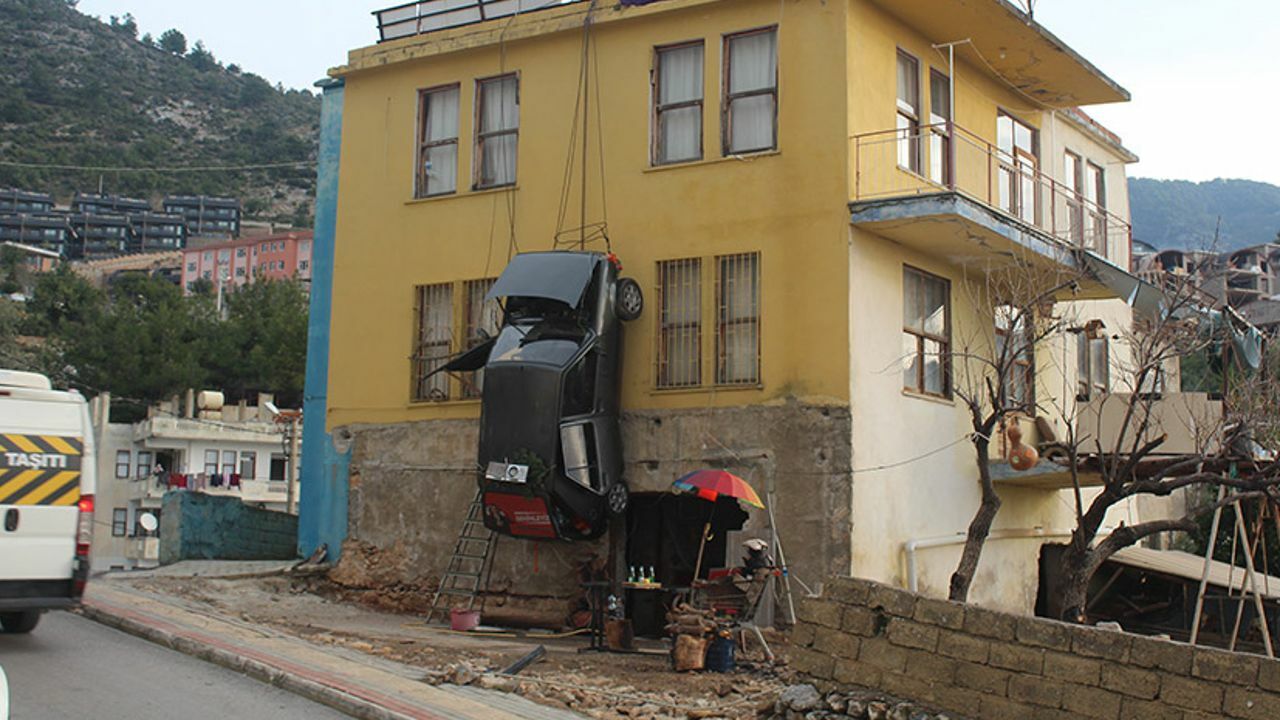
[181,231,313,295]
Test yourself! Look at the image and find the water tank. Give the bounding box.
[196,390,225,411]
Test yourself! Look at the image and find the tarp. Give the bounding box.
[1079,250,1263,369]
[486,251,599,308]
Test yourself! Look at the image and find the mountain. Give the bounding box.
[0,0,320,225]
[1129,178,1280,252]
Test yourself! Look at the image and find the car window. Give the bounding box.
[489,326,581,366]
[562,350,597,417]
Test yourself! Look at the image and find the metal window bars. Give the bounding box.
[375,0,585,42]
[412,283,454,402]
[656,258,701,388]
[462,278,500,399]
[716,252,761,386]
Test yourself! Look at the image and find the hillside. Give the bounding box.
[1130,178,1280,252]
[0,0,320,225]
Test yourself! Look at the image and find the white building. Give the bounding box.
[89,391,300,570]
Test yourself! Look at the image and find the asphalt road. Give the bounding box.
[0,611,352,720]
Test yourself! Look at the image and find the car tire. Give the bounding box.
[0,611,40,634]
[606,482,629,515]
[616,278,644,321]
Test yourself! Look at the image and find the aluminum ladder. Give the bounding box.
[426,490,497,624]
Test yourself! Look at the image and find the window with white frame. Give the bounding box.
[997,111,1038,224]
[995,305,1034,410]
[653,42,704,165]
[221,450,236,476]
[657,258,702,388]
[928,69,951,184]
[412,283,454,402]
[902,267,950,397]
[203,449,218,476]
[136,451,152,480]
[1077,320,1110,400]
[115,450,130,479]
[475,74,519,189]
[723,28,777,155]
[417,84,460,198]
[112,508,128,537]
[716,252,761,385]
[240,451,257,480]
[896,50,921,173]
[462,278,501,399]
[1085,161,1107,252]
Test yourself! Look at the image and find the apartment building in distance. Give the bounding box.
[309,0,1218,616]
[164,195,242,238]
[180,230,314,295]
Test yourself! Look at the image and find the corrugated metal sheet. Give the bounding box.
[1109,546,1280,600]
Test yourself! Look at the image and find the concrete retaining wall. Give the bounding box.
[160,491,299,564]
[333,399,852,615]
[789,575,1280,719]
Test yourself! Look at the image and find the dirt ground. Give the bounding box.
[122,572,790,719]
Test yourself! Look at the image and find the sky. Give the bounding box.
[76,0,1280,186]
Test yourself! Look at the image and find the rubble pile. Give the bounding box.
[762,684,968,720]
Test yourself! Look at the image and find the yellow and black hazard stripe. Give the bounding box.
[0,434,83,506]
[0,433,83,457]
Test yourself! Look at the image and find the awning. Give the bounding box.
[487,251,599,308]
[1109,546,1280,601]
[1079,251,1264,369]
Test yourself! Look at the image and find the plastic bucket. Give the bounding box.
[705,636,736,672]
[451,609,481,632]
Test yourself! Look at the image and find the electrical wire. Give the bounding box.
[0,159,315,174]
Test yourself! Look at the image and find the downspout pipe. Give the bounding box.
[903,527,1077,593]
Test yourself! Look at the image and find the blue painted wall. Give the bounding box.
[298,78,351,561]
[160,492,298,564]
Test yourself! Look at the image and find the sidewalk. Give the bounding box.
[81,578,584,720]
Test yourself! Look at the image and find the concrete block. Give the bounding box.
[978,695,1036,719]
[1192,647,1260,686]
[797,598,843,629]
[1016,615,1074,651]
[1159,676,1224,714]
[858,637,909,674]
[885,617,939,651]
[841,605,882,637]
[1060,684,1122,719]
[937,629,990,663]
[1258,659,1280,692]
[1117,697,1183,720]
[989,642,1045,674]
[833,658,882,689]
[825,576,872,606]
[867,583,917,618]
[1100,665,1161,700]
[812,630,860,660]
[790,622,817,648]
[1222,687,1280,720]
[1129,636,1193,675]
[931,685,983,718]
[879,671,938,705]
[955,661,1011,695]
[1044,651,1102,686]
[790,646,836,680]
[1009,673,1065,708]
[913,597,966,630]
[1072,625,1132,662]
[963,605,1017,641]
[901,647,957,684]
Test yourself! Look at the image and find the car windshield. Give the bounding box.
[489,324,585,367]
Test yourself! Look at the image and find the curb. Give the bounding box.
[78,603,416,720]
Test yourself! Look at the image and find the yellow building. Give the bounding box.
[325,0,1178,616]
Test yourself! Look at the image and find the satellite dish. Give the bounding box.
[138,513,158,533]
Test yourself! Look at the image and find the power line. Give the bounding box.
[0,159,316,174]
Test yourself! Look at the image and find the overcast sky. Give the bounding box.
[77,0,1280,185]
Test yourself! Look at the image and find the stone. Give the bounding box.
[988,642,1045,674]
[798,599,845,629]
[936,630,989,664]
[962,606,1016,641]
[954,662,1011,695]
[859,638,909,673]
[913,599,966,630]
[825,692,847,713]
[1223,687,1280,720]
[866,701,890,720]
[1043,651,1101,686]
[1128,636,1193,674]
[1072,626,1132,662]
[842,606,882,637]
[1099,665,1160,700]
[1015,615,1073,651]
[1008,674,1064,708]
[825,576,872,607]
[1159,675,1223,714]
[781,684,822,713]
[1192,647,1260,686]
[885,618,939,651]
[1059,685,1122,719]
[867,584,917,618]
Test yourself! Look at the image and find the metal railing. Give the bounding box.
[374,0,585,42]
[852,123,1132,263]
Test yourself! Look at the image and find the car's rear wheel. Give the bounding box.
[607,482,629,515]
[616,278,644,321]
[0,611,40,634]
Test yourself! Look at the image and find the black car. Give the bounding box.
[436,251,643,541]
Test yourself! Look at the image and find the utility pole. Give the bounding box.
[287,415,301,515]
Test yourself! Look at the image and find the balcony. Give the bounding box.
[994,392,1223,491]
[374,0,586,42]
[851,123,1132,269]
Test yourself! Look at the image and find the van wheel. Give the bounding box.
[0,611,40,634]
[607,482,629,515]
[616,278,644,321]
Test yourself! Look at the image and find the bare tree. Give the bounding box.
[1050,278,1280,621]
[945,259,1081,602]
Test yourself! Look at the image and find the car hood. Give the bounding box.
[486,251,600,308]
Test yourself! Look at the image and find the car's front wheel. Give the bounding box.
[606,482,629,515]
[0,611,40,634]
[616,278,644,321]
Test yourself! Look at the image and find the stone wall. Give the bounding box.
[159,491,299,564]
[789,576,1280,719]
[333,399,852,618]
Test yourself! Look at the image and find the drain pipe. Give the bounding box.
[903,527,1076,594]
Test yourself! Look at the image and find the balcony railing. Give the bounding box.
[852,123,1132,263]
[374,0,585,42]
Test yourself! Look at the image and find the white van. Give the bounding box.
[0,370,95,633]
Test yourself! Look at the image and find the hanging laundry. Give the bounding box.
[229,473,241,489]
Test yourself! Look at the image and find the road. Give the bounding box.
[0,611,352,720]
